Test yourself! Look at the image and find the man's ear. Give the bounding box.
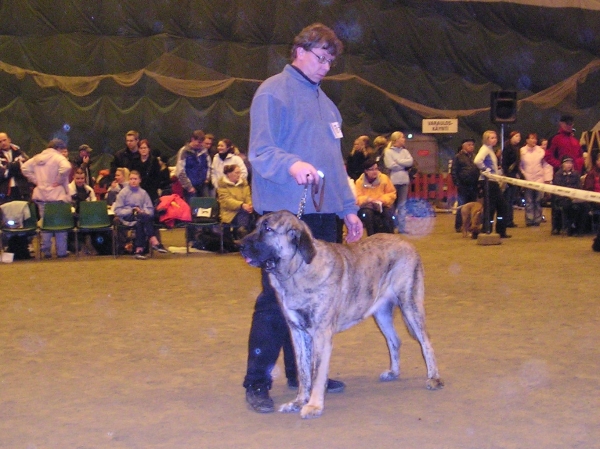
[289,225,316,264]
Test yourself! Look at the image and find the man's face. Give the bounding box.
[0,133,11,150]
[462,141,475,153]
[126,135,139,150]
[60,148,68,158]
[364,164,379,183]
[74,173,86,187]
[293,46,335,83]
[203,137,213,150]
[129,174,140,188]
[190,137,203,150]
[559,121,574,133]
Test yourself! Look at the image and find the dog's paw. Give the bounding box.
[300,404,323,419]
[279,401,303,413]
[379,370,399,382]
[426,377,444,390]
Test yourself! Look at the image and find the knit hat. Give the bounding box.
[561,155,573,163]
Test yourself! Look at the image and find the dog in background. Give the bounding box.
[240,210,443,419]
[461,201,483,239]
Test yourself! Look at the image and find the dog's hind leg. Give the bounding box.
[373,301,401,381]
[398,263,444,390]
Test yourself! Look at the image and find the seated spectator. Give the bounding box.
[355,157,397,236]
[217,164,255,240]
[69,168,97,213]
[106,167,129,206]
[211,139,248,189]
[113,170,167,259]
[68,167,98,254]
[553,155,585,236]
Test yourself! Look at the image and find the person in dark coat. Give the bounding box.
[451,138,480,232]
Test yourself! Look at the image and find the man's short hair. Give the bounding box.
[291,23,343,60]
[129,170,141,178]
[126,130,139,140]
[48,138,67,149]
[191,129,205,141]
[363,157,378,170]
[559,115,574,125]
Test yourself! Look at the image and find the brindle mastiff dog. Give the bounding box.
[240,210,443,419]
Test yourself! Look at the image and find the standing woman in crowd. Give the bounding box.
[132,139,165,203]
[474,130,510,238]
[383,131,413,234]
[346,135,371,181]
[211,138,247,188]
[501,131,521,228]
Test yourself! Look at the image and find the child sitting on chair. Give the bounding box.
[113,170,167,259]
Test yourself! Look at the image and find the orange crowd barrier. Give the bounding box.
[409,173,458,209]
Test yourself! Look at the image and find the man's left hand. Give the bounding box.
[344,213,363,243]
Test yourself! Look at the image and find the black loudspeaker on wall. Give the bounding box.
[490,90,517,123]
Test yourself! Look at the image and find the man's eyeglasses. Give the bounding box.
[308,49,336,67]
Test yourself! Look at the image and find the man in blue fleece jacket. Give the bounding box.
[243,23,363,413]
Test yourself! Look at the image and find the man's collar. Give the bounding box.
[290,64,319,86]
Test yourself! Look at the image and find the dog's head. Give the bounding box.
[240,211,316,274]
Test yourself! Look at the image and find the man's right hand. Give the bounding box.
[289,161,320,186]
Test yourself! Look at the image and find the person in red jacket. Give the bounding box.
[544,115,584,173]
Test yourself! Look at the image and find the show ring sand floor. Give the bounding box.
[1,211,598,449]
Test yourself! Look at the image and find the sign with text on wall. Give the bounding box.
[422,119,458,133]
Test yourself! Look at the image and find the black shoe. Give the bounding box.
[152,243,168,253]
[506,223,517,228]
[326,378,346,393]
[551,229,561,235]
[499,234,512,239]
[245,386,274,413]
[287,378,346,393]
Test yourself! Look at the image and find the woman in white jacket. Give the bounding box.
[383,131,413,234]
[211,139,247,188]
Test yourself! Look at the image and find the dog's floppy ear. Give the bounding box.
[289,223,316,264]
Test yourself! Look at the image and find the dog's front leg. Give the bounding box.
[300,329,333,419]
[279,328,312,414]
